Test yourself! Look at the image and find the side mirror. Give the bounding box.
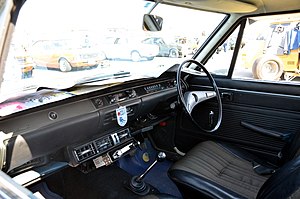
[143,14,163,31]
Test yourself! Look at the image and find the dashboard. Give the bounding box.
[0,74,178,179]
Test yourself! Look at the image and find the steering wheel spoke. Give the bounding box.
[184,91,216,113]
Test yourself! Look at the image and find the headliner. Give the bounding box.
[160,0,300,15]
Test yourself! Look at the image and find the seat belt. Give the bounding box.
[252,161,276,175]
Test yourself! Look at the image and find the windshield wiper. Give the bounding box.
[76,71,131,85]
[35,70,132,92]
[76,71,130,85]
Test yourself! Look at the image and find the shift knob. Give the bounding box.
[157,152,166,162]
[127,151,166,195]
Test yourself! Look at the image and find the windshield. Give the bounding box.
[0,0,225,116]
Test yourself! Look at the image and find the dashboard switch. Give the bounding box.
[112,143,134,159]
[48,111,58,120]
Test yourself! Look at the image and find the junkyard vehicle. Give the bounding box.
[0,0,300,199]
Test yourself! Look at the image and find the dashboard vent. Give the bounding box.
[94,136,113,153]
[74,143,96,162]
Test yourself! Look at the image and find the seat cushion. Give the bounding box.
[169,141,268,199]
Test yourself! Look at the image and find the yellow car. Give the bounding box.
[30,39,104,72]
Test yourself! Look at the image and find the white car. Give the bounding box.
[99,37,159,62]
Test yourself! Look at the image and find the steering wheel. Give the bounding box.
[176,59,222,133]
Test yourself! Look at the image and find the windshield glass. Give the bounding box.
[0,0,225,116]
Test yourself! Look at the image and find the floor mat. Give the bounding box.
[117,139,182,198]
[29,182,63,199]
[46,164,140,199]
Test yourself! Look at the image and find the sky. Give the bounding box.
[12,0,225,46]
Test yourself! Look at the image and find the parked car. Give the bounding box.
[99,37,159,62]
[142,37,182,58]
[29,39,103,72]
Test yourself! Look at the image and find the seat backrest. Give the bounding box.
[256,155,300,199]
[280,131,300,164]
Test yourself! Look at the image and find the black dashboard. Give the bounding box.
[0,74,178,178]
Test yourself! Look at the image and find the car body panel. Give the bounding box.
[30,40,102,70]
[100,37,159,61]
[142,37,182,57]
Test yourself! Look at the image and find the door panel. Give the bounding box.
[174,77,300,166]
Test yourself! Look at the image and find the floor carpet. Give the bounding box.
[43,164,140,199]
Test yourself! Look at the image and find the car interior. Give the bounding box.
[0,0,300,199]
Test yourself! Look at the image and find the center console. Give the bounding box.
[67,128,136,167]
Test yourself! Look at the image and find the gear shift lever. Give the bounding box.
[126,152,166,195]
[136,152,166,182]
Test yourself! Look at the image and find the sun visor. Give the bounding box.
[166,0,258,13]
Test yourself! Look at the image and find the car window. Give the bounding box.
[156,38,164,45]
[205,26,240,75]
[207,13,300,83]
[231,13,300,82]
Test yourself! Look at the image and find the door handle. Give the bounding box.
[221,92,233,101]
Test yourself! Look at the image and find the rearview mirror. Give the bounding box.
[143,14,163,31]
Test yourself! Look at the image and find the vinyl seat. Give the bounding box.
[169,141,300,199]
